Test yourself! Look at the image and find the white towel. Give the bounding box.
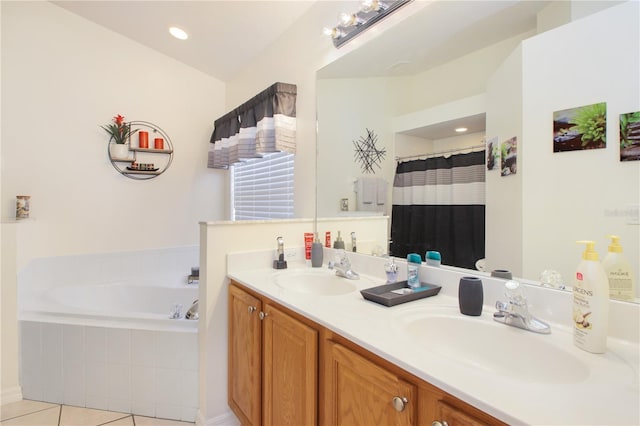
[376,178,387,205]
[361,178,375,204]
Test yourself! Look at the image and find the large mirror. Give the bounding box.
[316,0,639,301]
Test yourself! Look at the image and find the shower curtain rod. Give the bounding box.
[395,144,485,162]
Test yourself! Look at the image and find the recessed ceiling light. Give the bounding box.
[169,26,189,40]
[455,127,468,133]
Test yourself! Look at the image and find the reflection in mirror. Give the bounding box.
[316,1,639,302]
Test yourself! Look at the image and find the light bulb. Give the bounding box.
[169,26,188,40]
[323,27,343,39]
[455,127,468,133]
[361,0,387,13]
[339,12,365,27]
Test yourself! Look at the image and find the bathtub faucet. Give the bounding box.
[169,303,183,319]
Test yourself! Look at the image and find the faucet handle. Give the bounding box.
[495,300,509,312]
[504,280,527,307]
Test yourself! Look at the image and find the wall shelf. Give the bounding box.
[107,121,173,180]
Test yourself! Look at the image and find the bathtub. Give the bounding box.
[22,282,199,332]
[19,249,201,422]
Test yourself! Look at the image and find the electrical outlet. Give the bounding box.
[284,247,299,260]
[628,204,639,225]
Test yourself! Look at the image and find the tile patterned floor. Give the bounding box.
[0,400,194,426]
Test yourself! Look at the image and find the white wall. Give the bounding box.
[485,47,524,276]
[316,77,395,217]
[1,1,226,402]
[1,1,226,265]
[390,31,533,116]
[521,1,640,288]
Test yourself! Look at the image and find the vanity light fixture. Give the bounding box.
[324,0,411,48]
[169,26,189,40]
[455,127,468,133]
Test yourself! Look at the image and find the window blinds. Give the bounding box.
[231,152,295,220]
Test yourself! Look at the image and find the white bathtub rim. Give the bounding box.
[19,309,198,333]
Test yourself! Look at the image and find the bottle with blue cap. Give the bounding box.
[406,253,422,289]
[425,251,441,267]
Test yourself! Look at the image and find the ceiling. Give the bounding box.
[52,0,554,83]
[52,0,552,140]
[52,1,317,82]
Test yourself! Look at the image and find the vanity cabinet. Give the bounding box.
[229,281,504,426]
[322,341,416,426]
[321,330,503,426]
[228,283,318,426]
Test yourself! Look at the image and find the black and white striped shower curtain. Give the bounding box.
[390,150,485,269]
[208,82,296,169]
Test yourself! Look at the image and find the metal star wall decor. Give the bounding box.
[353,128,386,174]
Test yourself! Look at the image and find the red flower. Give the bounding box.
[101,114,138,144]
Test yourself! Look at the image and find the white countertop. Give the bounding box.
[227,252,640,425]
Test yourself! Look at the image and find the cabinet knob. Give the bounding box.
[431,421,449,426]
[392,396,408,412]
[248,306,257,313]
[259,311,269,320]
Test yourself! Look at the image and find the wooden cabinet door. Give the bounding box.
[324,341,416,426]
[229,285,262,426]
[436,401,490,426]
[262,303,318,426]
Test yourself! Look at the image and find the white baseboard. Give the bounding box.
[1,386,23,405]
[196,408,240,426]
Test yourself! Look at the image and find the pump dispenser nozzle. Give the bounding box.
[577,240,599,261]
[606,235,623,253]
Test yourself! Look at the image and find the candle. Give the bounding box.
[154,138,164,150]
[139,131,149,149]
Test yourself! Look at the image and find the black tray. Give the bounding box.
[360,280,441,307]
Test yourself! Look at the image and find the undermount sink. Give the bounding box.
[274,269,361,296]
[398,310,590,384]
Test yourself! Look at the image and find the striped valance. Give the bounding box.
[208,82,297,169]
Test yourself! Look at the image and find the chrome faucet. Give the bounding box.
[332,250,360,280]
[493,280,550,334]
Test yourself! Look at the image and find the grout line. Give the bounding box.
[99,414,134,425]
[57,404,62,426]
[0,404,62,422]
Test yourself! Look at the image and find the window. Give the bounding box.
[230,152,295,220]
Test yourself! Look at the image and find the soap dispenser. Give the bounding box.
[333,231,345,250]
[573,240,608,353]
[273,236,288,270]
[602,235,635,301]
[311,233,323,267]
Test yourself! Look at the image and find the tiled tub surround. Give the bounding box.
[18,247,200,422]
[227,248,640,425]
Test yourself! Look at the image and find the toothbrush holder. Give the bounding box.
[458,276,483,316]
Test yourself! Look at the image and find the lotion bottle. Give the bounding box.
[573,241,609,354]
[602,235,635,301]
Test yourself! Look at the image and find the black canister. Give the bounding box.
[458,276,483,316]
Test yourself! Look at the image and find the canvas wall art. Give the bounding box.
[486,136,500,170]
[620,111,640,161]
[553,102,607,152]
[501,136,517,176]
